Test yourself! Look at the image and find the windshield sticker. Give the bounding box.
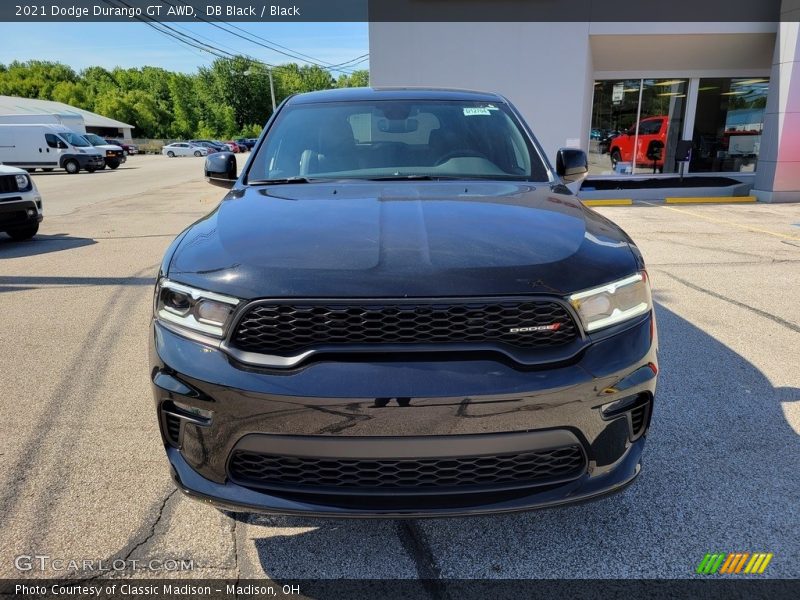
[463,107,492,116]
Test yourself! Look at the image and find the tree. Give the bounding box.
[336,70,369,88]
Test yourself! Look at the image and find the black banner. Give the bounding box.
[2,579,800,600]
[0,0,790,22]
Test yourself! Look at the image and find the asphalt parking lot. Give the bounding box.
[1,155,798,581]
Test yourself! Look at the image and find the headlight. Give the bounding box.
[568,272,651,332]
[155,279,240,338]
[15,174,30,190]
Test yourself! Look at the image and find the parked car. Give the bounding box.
[0,164,43,239]
[234,138,253,151]
[104,138,138,156]
[608,116,668,171]
[598,129,620,155]
[82,133,126,169]
[162,143,208,157]
[154,88,657,517]
[191,142,218,154]
[225,141,242,153]
[190,139,227,152]
[0,124,104,174]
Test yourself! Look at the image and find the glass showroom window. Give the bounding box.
[690,77,769,173]
[589,79,688,176]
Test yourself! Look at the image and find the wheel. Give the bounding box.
[6,222,39,240]
[194,150,202,157]
[610,149,621,170]
[43,168,54,172]
[64,159,80,174]
[99,162,107,170]
[167,151,175,158]
[122,150,128,156]
[107,160,120,169]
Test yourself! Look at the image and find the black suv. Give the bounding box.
[150,88,658,517]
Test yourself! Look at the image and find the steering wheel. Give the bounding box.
[434,149,490,166]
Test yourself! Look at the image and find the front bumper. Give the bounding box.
[74,155,105,169]
[150,313,657,517]
[0,197,43,230]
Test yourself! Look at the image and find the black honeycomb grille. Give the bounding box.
[230,300,578,355]
[228,446,586,493]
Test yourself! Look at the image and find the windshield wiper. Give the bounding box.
[248,176,316,185]
[366,175,465,181]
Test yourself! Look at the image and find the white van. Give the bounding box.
[0,124,104,174]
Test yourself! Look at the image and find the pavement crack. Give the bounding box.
[397,521,444,599]
[658,270,800,335]
[122,488,178,562]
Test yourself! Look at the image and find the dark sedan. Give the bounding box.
[151,88,658,517]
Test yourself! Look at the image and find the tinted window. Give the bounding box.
[249,100,548,181]
[45,133,60,148]
[638,119,663,135]
[61,132,91,147]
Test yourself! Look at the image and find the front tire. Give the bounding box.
[194,151,202,157]
[6,222,39,240]
[167,151,175,158]
[64,159,79,174]
[610,149,621,170]
[107,160,120,169]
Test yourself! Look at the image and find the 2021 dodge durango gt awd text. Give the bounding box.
[150,88,658,517]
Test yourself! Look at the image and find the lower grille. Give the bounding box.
[228,446,586,494]
[630,401,651,439]
[164,413,182,446]
[230,299,578,356]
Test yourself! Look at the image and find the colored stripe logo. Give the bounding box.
[696,553,773,575]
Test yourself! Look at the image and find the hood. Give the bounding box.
[96,143,123,151]
[168,182,640,299]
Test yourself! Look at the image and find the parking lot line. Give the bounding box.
[665,196,757,204]
[581,199,633,206]
[641,201,800,241]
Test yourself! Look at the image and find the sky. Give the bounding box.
[0,22,369,74]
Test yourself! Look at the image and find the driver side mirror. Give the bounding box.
[205,152,237,188]
[556,148,588,184]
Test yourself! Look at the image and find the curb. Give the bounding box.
[581,196,758,207]
[580,199,633,206]
[664,196,757,204]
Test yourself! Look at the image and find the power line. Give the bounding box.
[169,0,367,74]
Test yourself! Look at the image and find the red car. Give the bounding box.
[609,116,668,171]
[225,141,242,153]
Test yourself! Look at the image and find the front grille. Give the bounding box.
[228,446,586,493]
[0,176,17,194]
[230,299,578,355]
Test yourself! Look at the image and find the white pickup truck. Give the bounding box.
[0,163,43,240]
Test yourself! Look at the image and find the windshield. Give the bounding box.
[248,100,549,182]
[84,134,107,145]
[61,132,91,147]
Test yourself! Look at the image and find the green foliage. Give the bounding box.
[0,58,368,139]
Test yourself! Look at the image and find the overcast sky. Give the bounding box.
[0,22,369,74]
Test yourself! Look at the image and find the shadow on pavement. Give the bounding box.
[242,303,799,579]
[0,233,96,258]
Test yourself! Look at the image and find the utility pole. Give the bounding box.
[245,67,276,113]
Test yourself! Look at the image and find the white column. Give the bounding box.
[753,1,800,202]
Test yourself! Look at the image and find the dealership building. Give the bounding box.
[0,95,134,139]
[369,2,800,201]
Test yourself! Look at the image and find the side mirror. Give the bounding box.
[556,148,589,184]
[57,141,68,149]
[205,151,237,188]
